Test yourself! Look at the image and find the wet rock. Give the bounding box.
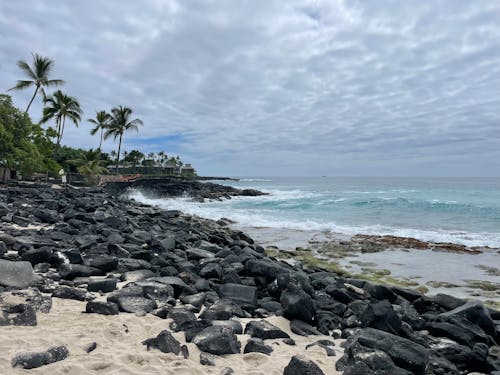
[142,330,181,355]
[244,320,290,339]
[85,301,119,315]
[439,301,496,339]
[193,326,241,355]
[11,345,69,369]
[245,259,286,282]
[244,338,273,355]
[0,259,34,288]
[283,355,325,375]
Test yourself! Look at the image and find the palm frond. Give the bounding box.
[16,60,37,80]
[8,80,34,91]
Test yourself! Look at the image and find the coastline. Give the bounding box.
[1,182,500,374]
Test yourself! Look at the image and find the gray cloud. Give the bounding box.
[1,0,499,176]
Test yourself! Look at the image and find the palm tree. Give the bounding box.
[9,53,65,112]
[41,90,82,157]
[88,110,111,150]
[68,149,109,185]
[104,106,143,172]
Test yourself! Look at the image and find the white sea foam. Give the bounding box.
[127,190,500,248]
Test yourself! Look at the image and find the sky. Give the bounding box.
[1,0,499,177]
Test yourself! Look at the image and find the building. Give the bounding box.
[181,164,196,175]
[163,162,177,175]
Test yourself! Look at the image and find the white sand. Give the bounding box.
[0,298,343,374]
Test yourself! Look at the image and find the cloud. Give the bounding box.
[1,0,499,176]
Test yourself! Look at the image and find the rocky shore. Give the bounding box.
[103,176,266,201]
[1,183,500,374]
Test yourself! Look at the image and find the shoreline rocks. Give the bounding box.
[1,183,499,373]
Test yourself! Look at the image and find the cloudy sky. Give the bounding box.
[1,0,499,176]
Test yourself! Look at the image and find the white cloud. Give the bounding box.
[1,0,499,176]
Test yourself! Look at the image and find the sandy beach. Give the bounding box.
[0,298,342,374]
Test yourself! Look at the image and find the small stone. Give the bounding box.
[83,342,97,353]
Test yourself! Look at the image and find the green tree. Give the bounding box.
[41,90,82,157]
[88,110,110,150]
[0,94,46,182]
[124,149,144,169]
[104,106,143,172]
[8,53,65,112]
[68,149,109,185]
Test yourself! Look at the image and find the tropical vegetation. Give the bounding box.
[1,53,196,185]
[8,53,64,112]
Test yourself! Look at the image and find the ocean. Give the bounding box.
[129,176,500,249]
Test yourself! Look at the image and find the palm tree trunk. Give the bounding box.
[115,134,122,173]
[99,127,104,150]
[25,85,39,113]
[58,116,66,146]
[53,116,62,159]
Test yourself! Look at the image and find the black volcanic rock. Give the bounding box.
[11,345,69,369]
[192,326,241,355]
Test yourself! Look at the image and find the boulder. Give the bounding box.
[290,319,322,336]
[348,328,430,374]
[86,256,118,272]
[87,278,118,293]
[114,296,157,313]
[244,320,290,339]
[58,263,102,280]
[200,299,245,320]
[284,355,325,375]
[192,326,241,355]
[52,286,87,301]
[360,300,402,334]
[11,345,69,369]
[306,340,336,357]
[280,283,316,323]
[142,330,181,355]
[85,301,119,315]
[244,338,273,355]
[439,301,497,339]
[245,259,286,282]
[218,283,257,307]
[0,260,34,288]
[199,263,222,279]
[186,248,215,260]
[21,248,53,265]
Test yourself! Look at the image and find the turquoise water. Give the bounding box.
[130,177,500,248]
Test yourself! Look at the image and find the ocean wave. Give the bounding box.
[239,178,273,182]
[127,190,500,248]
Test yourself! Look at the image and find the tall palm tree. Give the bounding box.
[41,90,82,157]
[88,110,110,150]
[9,53,65,112]
[104,106,143,172]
